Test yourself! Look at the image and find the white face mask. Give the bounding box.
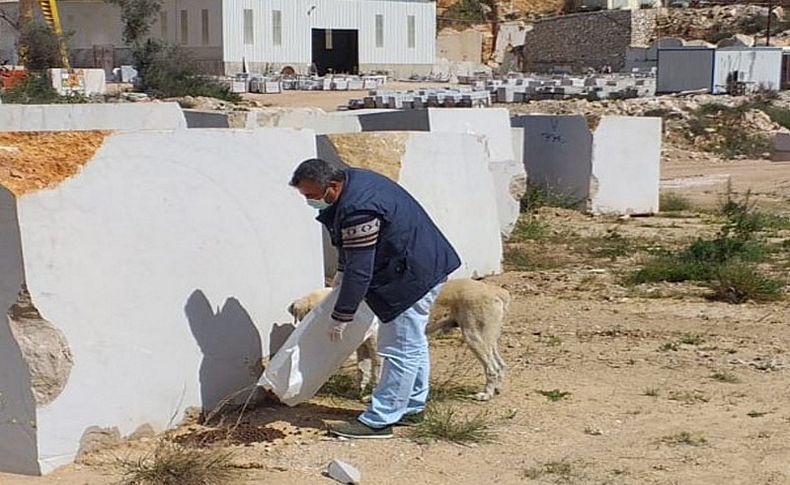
[306,188,331,211]
[307,198,330,210]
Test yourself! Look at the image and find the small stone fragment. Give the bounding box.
[327,459,361,485]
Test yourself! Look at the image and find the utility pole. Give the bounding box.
[767,0,773,47]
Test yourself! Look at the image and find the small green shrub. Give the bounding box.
[687,103,772,159]
[629,193,772,286]
[133,40,240,102]
[629,256,710,284]
[18,21,67,71]
[409,405,495,444]
[660,192,691,212]
[659,431,707,447]
[442,0,488,23]
[520,185,580,213]
[503,247,562,272]
[0,71,87,104]
[523,459,576,481]
[317,372,360,400]
[587,230,632,260]
[707,264,784,304]
[537,389,571,402]
[710,371,740,383]
[117,440,239,485]
[678,334,704,345]
[763,105,790,131]
[511,216,547,241]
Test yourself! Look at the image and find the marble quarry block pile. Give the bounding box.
[0,128,324,475]
[318,131,504,279]
[0,103,186,131]
[347,88,492,110]
[355,108,526,238]
[511,115,661,215]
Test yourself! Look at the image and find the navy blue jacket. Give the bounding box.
[316,168,461,323]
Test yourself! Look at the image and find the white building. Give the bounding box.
[0,0,436,77]
[657,46,783,94]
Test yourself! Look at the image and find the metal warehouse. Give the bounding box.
[0,0,437,77]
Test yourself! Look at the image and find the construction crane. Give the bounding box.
[17,0,70,68]
[38,0,69,68]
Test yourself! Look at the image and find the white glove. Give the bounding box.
[330,319,348,342]
[331,271,344,288]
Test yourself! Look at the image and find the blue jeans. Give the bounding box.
[358,283,443,428]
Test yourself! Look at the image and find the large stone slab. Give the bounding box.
[247,108,363,134]
[355,108,526,238]
[512,115,661,215]
[772,132,790,162]
[0,103,187,131]
[590,117,661,214]
[185,107,365,133]
[0,129,323,474]
[512,115,593,203]
[318,132,503,279]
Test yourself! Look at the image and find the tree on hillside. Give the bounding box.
[104,0,238,102]
[105,0,162,46]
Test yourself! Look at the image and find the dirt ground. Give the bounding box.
[3,101,790,484]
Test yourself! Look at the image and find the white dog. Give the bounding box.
[288,278,510,401]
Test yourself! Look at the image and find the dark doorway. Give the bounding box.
[311,29,358,76]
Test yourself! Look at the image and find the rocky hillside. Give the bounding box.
[654,5,789,44]
[510,92,790,160]
[438,0,564,22]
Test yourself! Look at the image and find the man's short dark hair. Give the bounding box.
[290,158,346,189]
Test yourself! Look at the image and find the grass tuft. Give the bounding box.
[537,389,571,402]
[660,192,692,212]
[409,404,496,445]
[659,431,707,447]
[503,247,563,272]
[707,264,784,304]
[523,459,576,481]
[117,440,239,485]
[710,371,740,384]
[520,185,581,213]
[317,372,362,400]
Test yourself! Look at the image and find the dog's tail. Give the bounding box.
[495,286,511,317]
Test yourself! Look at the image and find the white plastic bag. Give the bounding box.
[258,287,377,406]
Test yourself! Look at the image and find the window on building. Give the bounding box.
[160,11,168,39]
[201,9,210,45]
[273,10,282,46]
[407,15,415,48]
[243,9,254,45]
[180,9,188,44]
[375,14,384,48]
[325,29,333,50]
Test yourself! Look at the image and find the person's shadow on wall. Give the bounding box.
[185,290,263,413]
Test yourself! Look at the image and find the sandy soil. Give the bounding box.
[3,118,790,485]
